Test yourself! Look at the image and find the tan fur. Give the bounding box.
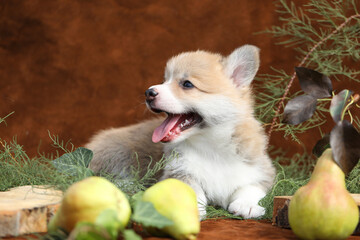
[167,51,236,95]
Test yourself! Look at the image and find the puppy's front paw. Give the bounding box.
[228,200,265,219]
[228,185,266,219]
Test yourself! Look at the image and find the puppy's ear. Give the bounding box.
[223,45,260,87]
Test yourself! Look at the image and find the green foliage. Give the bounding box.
[123,229,143,240]
[0,111,14,126]
[253,0,360,218]
[41,229,68,240]
[268,0,360,78]
[63,209,143,240]
[255,0,360,141]
[70,222,114,240]
[131,196,173,228]
[255,68,294,124]
[346,160,360,193]
[254,69,330,143]
[260,148,314,219]
[0,137,67,192]
[52,147,94,179]
[0,123,172,194]
[206,205,244,220]
[329,89,353,122]
[0,129,99,192]
[95,209,124,238]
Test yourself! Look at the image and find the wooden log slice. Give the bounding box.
[0,186,62,237]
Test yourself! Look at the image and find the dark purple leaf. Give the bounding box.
[295,67,332,99]
[330,89,353,123]
[282,95,317,125]
[330,120,360,175]
[312,134,330,157]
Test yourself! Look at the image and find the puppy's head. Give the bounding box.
[145,45,260,143]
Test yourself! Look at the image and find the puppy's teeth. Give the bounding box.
[185,119,190,126]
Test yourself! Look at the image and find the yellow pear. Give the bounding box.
[288,149,359,240]
[142,178,200,240]
[48,176,131,233]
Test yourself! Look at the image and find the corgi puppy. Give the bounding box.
[86,45,275,219]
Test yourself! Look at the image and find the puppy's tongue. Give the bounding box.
[152,114,182,143]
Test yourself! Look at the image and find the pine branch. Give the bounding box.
[267,0,360,142]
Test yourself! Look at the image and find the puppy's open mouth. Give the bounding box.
[152,112,203,143]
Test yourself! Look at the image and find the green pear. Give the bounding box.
[289,149,359,240]
[142,178,200,240]
[48,176,131,233]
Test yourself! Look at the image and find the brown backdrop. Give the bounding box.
[0,0,354,158]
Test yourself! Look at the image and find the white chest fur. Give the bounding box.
[163,133,264,209]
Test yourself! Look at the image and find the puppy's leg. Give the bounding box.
[187,181,208,220]
[227,185,266,219]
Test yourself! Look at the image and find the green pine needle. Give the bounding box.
[256,0,360,139]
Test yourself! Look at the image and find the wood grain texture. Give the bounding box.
[0,186,62,237]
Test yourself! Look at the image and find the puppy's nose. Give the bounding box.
[145,88,158,101]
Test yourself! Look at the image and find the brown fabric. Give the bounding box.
[2,0,360,158]
[144,219,360,240]
[147,219,360,240]
[1,2,360,239]
[143,220,299,240]
[0,0,314,157]
[3,220,360,239]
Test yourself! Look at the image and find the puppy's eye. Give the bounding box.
[182,80,194,89]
